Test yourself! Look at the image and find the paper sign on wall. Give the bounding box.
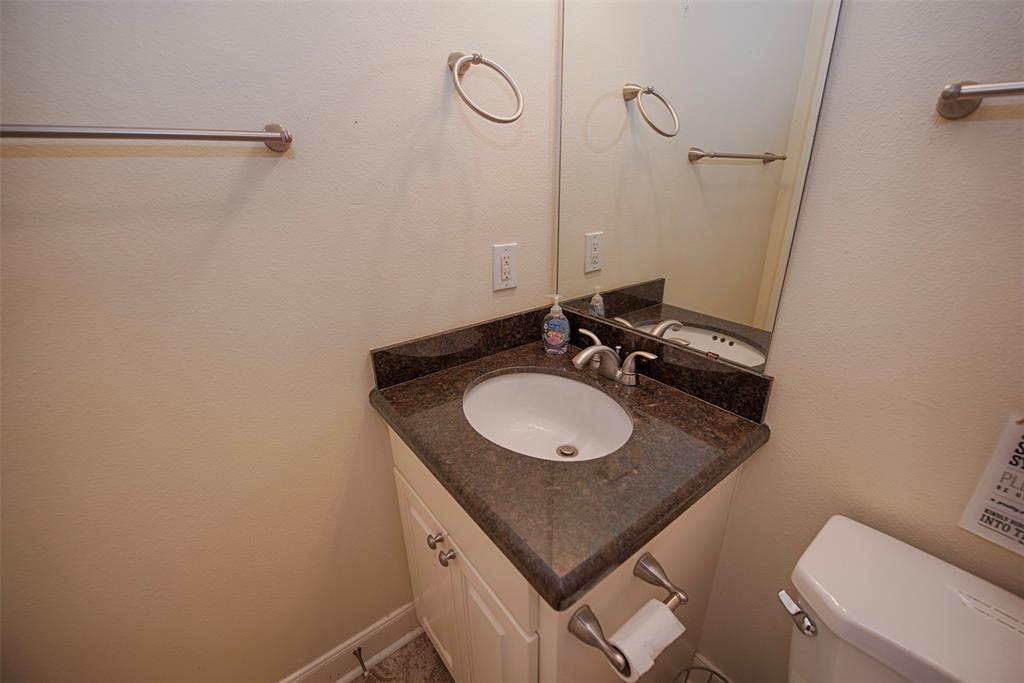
[959,415,1024,557]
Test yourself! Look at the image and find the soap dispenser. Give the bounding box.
[542,294,570,355]
[587,286,605,317]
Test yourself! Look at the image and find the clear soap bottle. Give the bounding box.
[542,294,570,354]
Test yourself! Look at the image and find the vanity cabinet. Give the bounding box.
[448,537,538,682]
[395,470,538,682]
[389,429,738,683]
[395,473,462,674]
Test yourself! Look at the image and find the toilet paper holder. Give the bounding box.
[568,552,689,675]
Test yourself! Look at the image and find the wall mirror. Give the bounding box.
[557,0,841,372]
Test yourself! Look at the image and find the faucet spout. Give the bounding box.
[650,319,684,337]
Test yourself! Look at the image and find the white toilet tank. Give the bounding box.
[787,516,1024,683]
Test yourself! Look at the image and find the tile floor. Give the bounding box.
[365,633,453,683]
[364,632,726,683]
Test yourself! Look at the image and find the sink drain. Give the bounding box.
[556,444,579,458]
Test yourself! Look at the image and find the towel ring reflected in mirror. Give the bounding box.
[623,83,679,137]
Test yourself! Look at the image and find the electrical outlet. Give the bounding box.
[584,232,603,273]
[492,243,517,291]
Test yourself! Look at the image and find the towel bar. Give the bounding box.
[0,123,292,151]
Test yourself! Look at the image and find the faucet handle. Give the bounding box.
[578,328,601,347]
[612,317,636,329]
[620,350,657,376]
[578,329,603,371]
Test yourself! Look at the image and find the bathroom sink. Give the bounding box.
[462,372,632,462]
[636,324,766,367]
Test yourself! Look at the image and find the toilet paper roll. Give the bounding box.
[608,599,686,682]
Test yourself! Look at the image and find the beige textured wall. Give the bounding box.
[0,2,558,680]
[699,1,1024,681]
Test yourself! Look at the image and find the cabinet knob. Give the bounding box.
[426,532,445,550]
[438,549,457,567]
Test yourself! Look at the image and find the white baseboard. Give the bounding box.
[279,603,422,683]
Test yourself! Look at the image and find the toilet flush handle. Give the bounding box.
[778,590,817,637]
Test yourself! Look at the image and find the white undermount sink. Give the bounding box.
[462,372,632,462]
[635,323,767,368]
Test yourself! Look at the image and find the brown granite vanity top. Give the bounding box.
[370,342,769,611]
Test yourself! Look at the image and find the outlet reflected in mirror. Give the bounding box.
[557,0,842,371]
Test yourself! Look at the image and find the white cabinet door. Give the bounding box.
[395,472,461,679]
[450,538,539,683]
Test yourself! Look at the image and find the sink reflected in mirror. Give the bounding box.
[463,372,632,462]
[635,323,767,368]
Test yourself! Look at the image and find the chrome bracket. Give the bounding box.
[634,552,689,609]
[936,80,1024,120]
[262,123,292,152]
[778,589,817,637]
[568,553,688,675]
[568,605,630,676]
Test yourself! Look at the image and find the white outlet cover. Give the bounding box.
[585,232,603,273]
[492,243,518,291]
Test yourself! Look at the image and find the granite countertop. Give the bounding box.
[370,342,770,611]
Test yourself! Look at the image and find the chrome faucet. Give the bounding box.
[649,319,684,337]
[572,344,657,387]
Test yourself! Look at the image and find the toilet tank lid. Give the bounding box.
[791,516,1024,683]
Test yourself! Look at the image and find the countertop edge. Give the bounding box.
[369,389,568,594]
[369,385,770,611]
[551,423,769,610]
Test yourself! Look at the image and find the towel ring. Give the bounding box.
[447,51,524,124]
[623,84,679,138]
